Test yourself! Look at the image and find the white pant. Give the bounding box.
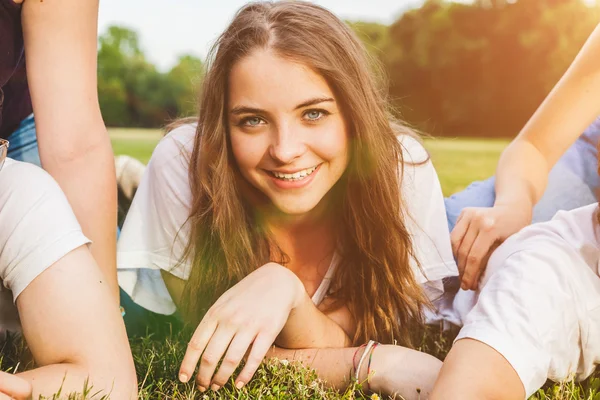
[0,159,89,330]
[456,206,600,398]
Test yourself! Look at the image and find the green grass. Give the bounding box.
[424,137,509,195]
[110,128,164,164]
[5,128,594,399]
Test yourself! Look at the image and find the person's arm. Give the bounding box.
[162,267,351,351]
[275,291,352,349]
[266,343,441,400]
[452,23,600,290]
[16,246,137,399]
[21,0,118,300]
[163,270,438,398]
[0,371,32,400]
[163,265,351,389]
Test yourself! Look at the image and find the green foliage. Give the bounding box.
[382,0,600,137]
[97,27,203,128]
[98,1,600,136]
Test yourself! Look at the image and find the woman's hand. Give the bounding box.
[178,263,305,392]
[0,371,32,400]
[450,203,531,290]
[368,345,442,400]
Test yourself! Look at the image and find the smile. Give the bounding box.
[268,165,319,181]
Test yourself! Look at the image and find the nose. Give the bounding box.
[269,122,306,164]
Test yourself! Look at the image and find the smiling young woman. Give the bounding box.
[116,2,457,398]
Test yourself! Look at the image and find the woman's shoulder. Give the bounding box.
[148,123,197,173]
[397,134,429,165]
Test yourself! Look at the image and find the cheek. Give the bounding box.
[317,120,349,165]
[229,131,265,171]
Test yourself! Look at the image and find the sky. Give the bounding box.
[97,0,425,71]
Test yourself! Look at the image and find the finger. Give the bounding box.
[456,219,479,276]
[234,333,275,389]
[179,317,218,383]
[197,325,236,391]
[450,210,471,258]
[0,373,31,400]
[461,232,497,290]
[210,331,256,389]
[470,240,501,291]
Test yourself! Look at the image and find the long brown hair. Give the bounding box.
[180,1,429,347]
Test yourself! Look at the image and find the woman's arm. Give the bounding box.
[21,0,118,301]
[165,269,438,399]
[452,23,600,290]
[16,246,137,399]
[275,291,352,349]
[163,265,351,390]
[163,267,352,351]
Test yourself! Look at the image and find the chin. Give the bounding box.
[271,197,322,216]
[274,203,317,216]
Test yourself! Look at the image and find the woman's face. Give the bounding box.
[228,49,349,217]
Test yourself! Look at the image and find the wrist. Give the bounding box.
[494,181,536,211]
[354,341,380,392]
[263,262,305,309]
[365,344,396,394]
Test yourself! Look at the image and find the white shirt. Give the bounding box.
[117,124,457,315]
[0,159,90,330]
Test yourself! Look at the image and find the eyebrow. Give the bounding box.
[229,97,335,115]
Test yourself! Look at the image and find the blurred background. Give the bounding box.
[100,0,600,194]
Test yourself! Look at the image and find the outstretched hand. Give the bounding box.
[450,204,531,290]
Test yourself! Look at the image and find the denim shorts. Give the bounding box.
[6,114,40,166]
[444,121,600,231]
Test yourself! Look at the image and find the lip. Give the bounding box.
[266,163,322,190]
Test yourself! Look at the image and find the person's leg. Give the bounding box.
[5,114,40,166]
[431,227,600,400]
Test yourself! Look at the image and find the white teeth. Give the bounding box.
[272,165,318,181]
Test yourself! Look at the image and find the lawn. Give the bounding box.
[2,129,595,399]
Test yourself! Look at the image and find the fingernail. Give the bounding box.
[198,386,206,392]
[211,384,220,391]
[179,373,188,383]
[236,381,244,389]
